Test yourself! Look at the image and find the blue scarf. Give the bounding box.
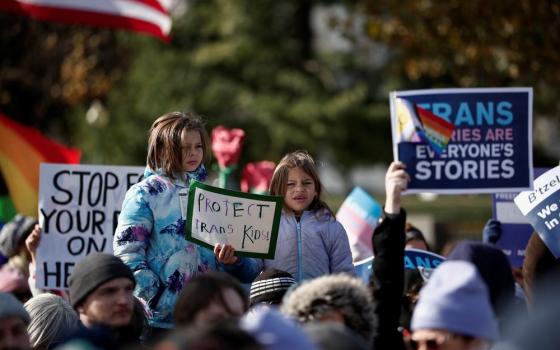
[185,164,207,183]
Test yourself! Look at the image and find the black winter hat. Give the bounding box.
[249,268,295,307]
[68,252,135,308]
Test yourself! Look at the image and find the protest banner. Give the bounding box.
[185,181,282,259]
[492,168,548,267]
[37,163,144,290]
[354,248,445,282]
[336,187,382,261]
[514,165,560,258]
[390,87,533,194]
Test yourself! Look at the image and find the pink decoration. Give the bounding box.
[241,161,276,194]
[211,126,245,169]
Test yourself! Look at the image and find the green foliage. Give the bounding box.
[75,0,393,167]
[2,0,558,168]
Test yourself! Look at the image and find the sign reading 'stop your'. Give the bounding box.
[37,163,144,290]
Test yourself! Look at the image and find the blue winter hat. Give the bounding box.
[241,305,318,350]
[411,260,499,341]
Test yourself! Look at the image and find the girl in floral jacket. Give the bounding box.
[114,112,258,329]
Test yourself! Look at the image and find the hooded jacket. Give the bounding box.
[114,167,259,328]
[257,210,354,282]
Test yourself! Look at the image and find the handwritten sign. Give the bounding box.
[354,249,445,282]
[514,165,560,258]
[37,163,144,290]
[186,181,282,259]
[390,87,533,194]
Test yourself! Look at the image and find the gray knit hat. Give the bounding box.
[68,252,135,308]
[411,260,499,341]
[0,291,30,324]
[0,214,37,257]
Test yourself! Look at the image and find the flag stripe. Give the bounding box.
[421,117,455,138]
[0,116,80,164]
[0,0,171,41]
[416,106,454,131]
[410,103,455,155]
[0,114,80,218]
[0,157,37,217]
[0,118,46,189]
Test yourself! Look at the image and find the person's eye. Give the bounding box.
[287,182,295,187]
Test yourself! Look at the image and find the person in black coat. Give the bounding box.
[371,161,409,350]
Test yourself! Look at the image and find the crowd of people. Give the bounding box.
[0,111,559,350]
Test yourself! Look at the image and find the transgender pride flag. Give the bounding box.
[336,187,382,261]
[395,97,455,155]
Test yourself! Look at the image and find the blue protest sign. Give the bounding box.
[353,249,445,282]
[336,187,382,260]
[492,168,548,267]
[390,88,533,194]
[515,166,560,258]
[354,256,374,282]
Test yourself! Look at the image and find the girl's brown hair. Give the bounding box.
[147,111,210,179]
[269,150,333,215]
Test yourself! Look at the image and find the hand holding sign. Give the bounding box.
[25,224,41,266]
[385,161,410,214]
[214,243,238,264]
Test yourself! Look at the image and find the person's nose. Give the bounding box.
[116,290,132,305]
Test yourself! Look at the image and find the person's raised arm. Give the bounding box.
[372,161,410,350]
[384,161,410,215]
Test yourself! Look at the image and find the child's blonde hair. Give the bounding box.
[269,150,333,215]
[147,111,210,179]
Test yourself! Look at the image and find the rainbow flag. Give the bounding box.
[395,97,455,154]
[415,105,455,154]
[0,114,80,218]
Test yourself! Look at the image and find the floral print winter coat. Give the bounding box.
[113,167,259,328]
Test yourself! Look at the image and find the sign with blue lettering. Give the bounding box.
[492,168,548,267]
[37,163,145,290]
[336,187,382,261]
[514,166,560,258]
[354,249,445,282]
[186,181,282,259]
[390,88,533,193]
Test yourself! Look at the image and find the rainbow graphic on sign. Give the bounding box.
[395,98,455,154]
